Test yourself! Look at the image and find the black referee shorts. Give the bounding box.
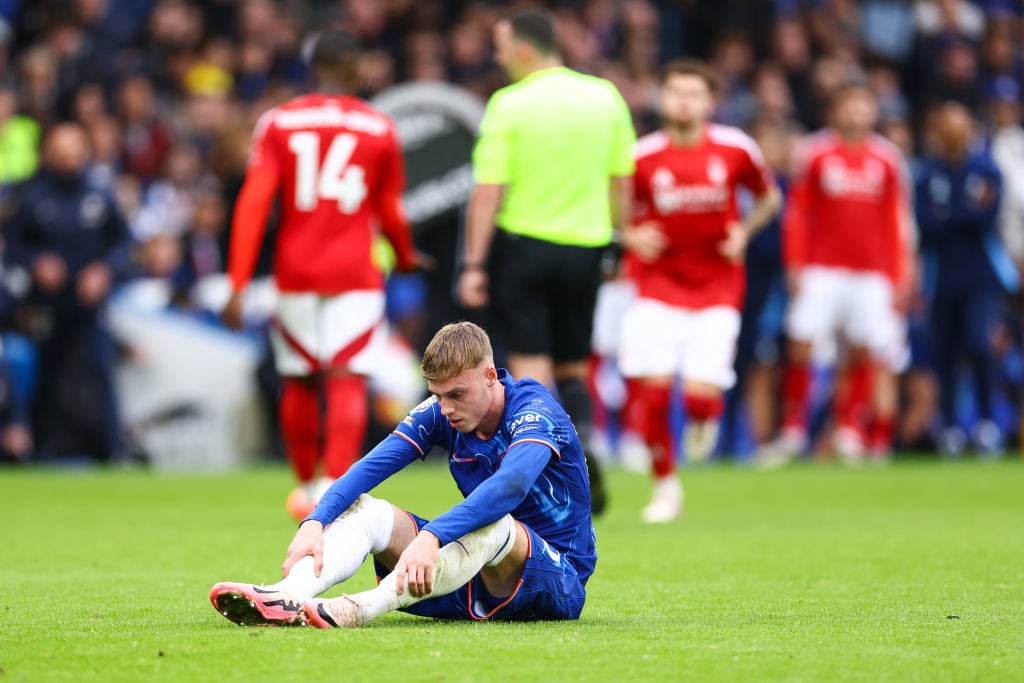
[489,229,604,363]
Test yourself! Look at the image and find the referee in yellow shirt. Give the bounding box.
[458,9,637,514]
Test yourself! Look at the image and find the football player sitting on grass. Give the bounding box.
[210,322,597,628]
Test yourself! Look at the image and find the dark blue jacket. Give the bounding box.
[3,168,133,292]
[914,151,1018,296]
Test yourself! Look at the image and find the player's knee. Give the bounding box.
[787,339,813,364]
[475,515,517,564]
[374,505,417,568]
[477,519,527,596]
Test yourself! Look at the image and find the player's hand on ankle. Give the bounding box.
[393,531,441,598]
[282,520,325,578]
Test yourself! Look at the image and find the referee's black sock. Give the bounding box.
[556,377,608,516]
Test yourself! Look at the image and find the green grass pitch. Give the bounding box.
[1,459,1022,682]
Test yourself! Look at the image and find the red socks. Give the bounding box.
[684,393,724,422]
[279,374,368,483]
[633,383,674,478]
[869,415,894,454]
[622,379,646,436]
[324,374,368,479]
[781,362,811,431]
[279,377,321,484]
[837,360,872,435]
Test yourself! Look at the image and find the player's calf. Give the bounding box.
[682,391,724,465]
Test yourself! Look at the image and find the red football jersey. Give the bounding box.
[235,93,407,293]
[783,130,909,284]
[632,125,775,309]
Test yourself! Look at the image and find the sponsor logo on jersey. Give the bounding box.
[650,165,730,214]
[510,411,552,434]
[820,156,885,199]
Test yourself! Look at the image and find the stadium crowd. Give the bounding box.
[1,0,1023,464]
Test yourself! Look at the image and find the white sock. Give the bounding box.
[349,514,517,623]
[270,494,395,601]
[654,474,682,495]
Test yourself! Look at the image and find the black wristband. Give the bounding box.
[460,262,485,272]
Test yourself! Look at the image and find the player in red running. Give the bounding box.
[770,82,913,465]
[222,30,420,516]
[620,60,781,523]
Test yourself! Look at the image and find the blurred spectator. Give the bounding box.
[751,61,796,129]
[866,62,910,125]
[84,114,122,189]
[808,0,862,62]
[170,180,226,310]
[985,75,1024,269]
[71,82,108,129]
[979,20,1023,90]
[2,123,133,462]
[914,0,987,42]
[771,17,819,128]
[132,142,207,242]
[915,102,1015,455]
[0,81,39,185]
[933,36,985,110]
[16,45,59,128]
[709,30,756,127]
[809,54,862,115]
[116,74,172,183]
[236,39,274,103]
[860,0,916,64]
[143,0,205,92]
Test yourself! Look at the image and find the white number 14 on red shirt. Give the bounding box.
[288,132,368,214]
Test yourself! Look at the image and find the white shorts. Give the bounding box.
[786,266,900,358]
[270,290,388,377]
[591,279,637,357]
[618,298,740,389]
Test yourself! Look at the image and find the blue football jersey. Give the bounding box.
[393,370,597,582]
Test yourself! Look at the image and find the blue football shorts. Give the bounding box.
[372,511,588,621]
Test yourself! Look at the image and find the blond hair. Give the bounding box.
[421,321,494,381]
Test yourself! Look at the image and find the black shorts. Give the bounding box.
[489,230,604,362]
